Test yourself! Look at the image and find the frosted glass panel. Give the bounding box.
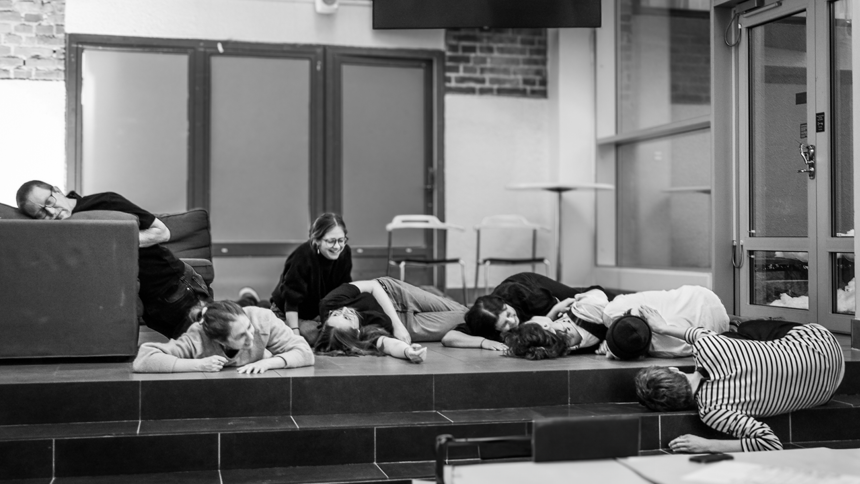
[341,64,427,247]
[749,13,808,237]
[617,129,711,268]
[81,50,188,214]
[209,56,311,243]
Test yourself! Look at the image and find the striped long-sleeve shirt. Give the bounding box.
[686,324,844,452]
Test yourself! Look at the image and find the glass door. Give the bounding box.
[737,0,854,332]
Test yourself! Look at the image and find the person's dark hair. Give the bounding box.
[189,300,246,342]
[504,324,568,360]
[493,282,555,321]
[634,366,696,412]
[465,295,506,335]
[309,212,347,250]
[15,180,53,213]
[313,322,390,357]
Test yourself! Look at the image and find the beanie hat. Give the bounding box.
[605,315,651,360]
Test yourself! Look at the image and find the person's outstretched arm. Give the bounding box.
[376,336,427,363]
[350,280,411,343]
[236,309,315,374]
[670,407,780,453]
[133,329,226,373]
[441,329,507,350]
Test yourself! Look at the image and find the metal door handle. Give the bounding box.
[798,143,815,179]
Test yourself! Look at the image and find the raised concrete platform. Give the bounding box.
[1,333,859,482]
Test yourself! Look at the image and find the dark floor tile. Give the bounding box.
[54,470,222,484]
[221,428,374,469]
[435,371,568,410]
[794,440,860,449]
[378,461,435,480]
[291,375,433,415]
[572,402,653,415]
[792,406,860,442]
[222,464,385,484]
[55,434,218,477]
[839,361,860,395]
[293,411,447,429]
[376,422,529,463]
[440,405,592,423]
[0,420,139,441]
[0,381,138,425]
[0,440,52,480]
[569,367,646,404]
[141,378,290,419]
[139,416,297,435]
[832,394,860,406]
[659,412,789,448]
[640,415,660,451]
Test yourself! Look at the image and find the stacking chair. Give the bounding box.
[386,214,468,304]
[434,415,641,483]
[474,214,550,294]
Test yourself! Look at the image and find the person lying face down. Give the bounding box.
[634,317,844,453]
[596,285,730,360]
[133,301,314,373]
[314,277,468,363]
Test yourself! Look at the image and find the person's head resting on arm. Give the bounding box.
[191,301,256,351]
[503,319,568,360]
[634,366,696,412]
[16,180,76,220]
[603,314,651,360]
[314,307,389,357]
[465,295,520,337]
[309,212,349,261]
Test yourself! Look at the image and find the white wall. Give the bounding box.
[0,81,66,207]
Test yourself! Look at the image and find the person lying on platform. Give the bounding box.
[504,288,611,359]
[595,285,729,360]
[16,180,210,340]
[442,272,607,351]
[313,278,468,363]
[635,317,844,452]
[133,301,314,373]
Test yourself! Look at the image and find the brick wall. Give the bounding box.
[0,0,65,80]
[445,28,547,98]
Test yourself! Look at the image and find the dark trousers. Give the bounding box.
[721,319,802,342]
[143,263,211,339]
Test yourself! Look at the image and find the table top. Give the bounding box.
[445,447,860,484]
[505,182,615,192]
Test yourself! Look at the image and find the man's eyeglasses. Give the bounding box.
[35,191,59,219]
[322,237,349,246]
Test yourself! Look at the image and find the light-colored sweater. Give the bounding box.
[133,306,315,372]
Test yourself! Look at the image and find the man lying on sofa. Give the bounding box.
[16,180,210,339]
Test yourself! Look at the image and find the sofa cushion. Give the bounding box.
[159,208,212,260]
[0,202,30,220]
[69,210,139,222]
[183,258,215,286]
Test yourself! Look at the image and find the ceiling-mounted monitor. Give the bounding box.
[373,0,601,29]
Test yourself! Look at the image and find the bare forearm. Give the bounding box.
[441,330,482,348]
[701,439,743,453]
[284,312,300,333]
[139,218,170,247]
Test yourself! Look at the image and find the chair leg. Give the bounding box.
[400,262,406,281]
[484,262,491,296]
[459,261,468,305]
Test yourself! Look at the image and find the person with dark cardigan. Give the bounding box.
[269,213,352,344]
[314,278,468,363]
[441,272,607,350]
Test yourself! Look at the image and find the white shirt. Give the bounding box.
[603,285,729,358]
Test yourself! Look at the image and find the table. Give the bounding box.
[445,447,860,484]
[506,182,614,281]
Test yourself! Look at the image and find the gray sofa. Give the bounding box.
[0,202,215,358]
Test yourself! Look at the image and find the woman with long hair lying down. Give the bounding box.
[314,277,468,363]
[133,301,314,373]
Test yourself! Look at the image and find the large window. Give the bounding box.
[597,0,712,270]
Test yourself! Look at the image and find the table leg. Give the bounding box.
[556,190,563,281]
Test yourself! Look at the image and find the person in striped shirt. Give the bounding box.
[634,306,844,452]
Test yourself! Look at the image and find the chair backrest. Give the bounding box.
[387,214,464,232]
[475,214,548,231]
[532,415,640,462]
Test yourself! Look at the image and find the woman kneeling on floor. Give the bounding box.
[314,277,468,363]
[133,301,315,373]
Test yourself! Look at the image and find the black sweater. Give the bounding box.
[270,241,352,320]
